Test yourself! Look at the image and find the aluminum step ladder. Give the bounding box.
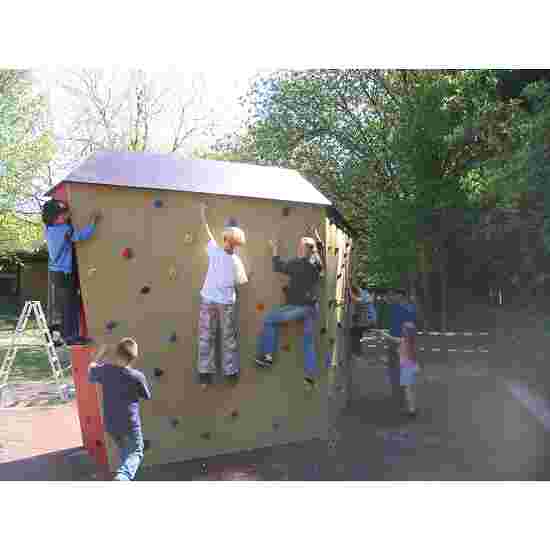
[0,301,71,403]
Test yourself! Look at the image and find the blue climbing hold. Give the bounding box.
[153,199,163,208]
[169,332,177,343]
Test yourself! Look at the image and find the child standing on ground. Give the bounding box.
[380,321,419,417]
[350,285,375,359]
[88,338,151,481]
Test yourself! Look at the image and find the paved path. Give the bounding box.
[0,402,102,480]
[2,328,550,480]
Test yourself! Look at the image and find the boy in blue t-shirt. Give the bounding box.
[42,199,101,345]
[88,338,151,481]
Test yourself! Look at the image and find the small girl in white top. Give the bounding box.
[197,203,248,387]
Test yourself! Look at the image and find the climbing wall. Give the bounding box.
[66,182,351,469]
[323,223,352,406]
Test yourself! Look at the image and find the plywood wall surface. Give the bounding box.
[67,183,343,468]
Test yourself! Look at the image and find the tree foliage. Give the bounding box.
[215,69,522,294]
[0,70,55,259]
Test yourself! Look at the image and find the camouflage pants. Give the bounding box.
[197,299,240,376]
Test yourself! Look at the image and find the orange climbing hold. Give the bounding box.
[256,303,265,312]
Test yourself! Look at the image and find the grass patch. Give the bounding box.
[1,309,71,383]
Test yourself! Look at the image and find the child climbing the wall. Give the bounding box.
[255,235,324,389]
[42,199,101,346]
[197,203,248,388]
[88,338,151,481]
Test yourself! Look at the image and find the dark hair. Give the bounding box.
[42,199,68,226]
[351,285,361,296]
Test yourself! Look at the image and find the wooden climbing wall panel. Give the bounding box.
[67,183,343,469]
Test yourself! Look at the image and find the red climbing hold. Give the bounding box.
[121,247,133,259]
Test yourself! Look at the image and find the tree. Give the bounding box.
[44,68,218,176]
[223,69,523,329]
[0,70,55,260]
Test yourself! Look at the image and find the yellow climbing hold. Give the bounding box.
[88,267,97,277]
[168,267,177,280]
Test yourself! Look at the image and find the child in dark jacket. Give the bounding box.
[88,338,151,481]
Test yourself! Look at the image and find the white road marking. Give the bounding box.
[506,381,550,431]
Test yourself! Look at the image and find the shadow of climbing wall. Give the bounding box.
[67,182,348,469]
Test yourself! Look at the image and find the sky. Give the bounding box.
[33,67,264,183]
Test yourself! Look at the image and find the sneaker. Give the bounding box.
[255,355,273,368]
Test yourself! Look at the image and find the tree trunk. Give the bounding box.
[439,244,449,332]
[417,240,432,330]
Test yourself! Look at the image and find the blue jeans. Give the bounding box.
[258,304,319,379]
[109,427,144,481]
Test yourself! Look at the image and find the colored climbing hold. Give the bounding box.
[337,322,342,328]
[168,267,177,280]
[143,440,151,451]
[154,368,164,377]
[171,418,180,427]
[140,285,151,294]
[106,320,118,331]
[184,233,193,244]
[273,422,280,431]
[200,431,211,440]
[121,247,133,259]
[153,199,163,208]
[88,267,97,277]
[256,303,265,312]
[169,332,177,343]
[282,344,291,352]
[320,327,327,335]
[282,207,291,217]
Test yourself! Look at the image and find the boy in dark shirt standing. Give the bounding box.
[88,338,151,481]
[255,236,324,388]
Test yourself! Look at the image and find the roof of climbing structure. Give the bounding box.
[47,150,332,206]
